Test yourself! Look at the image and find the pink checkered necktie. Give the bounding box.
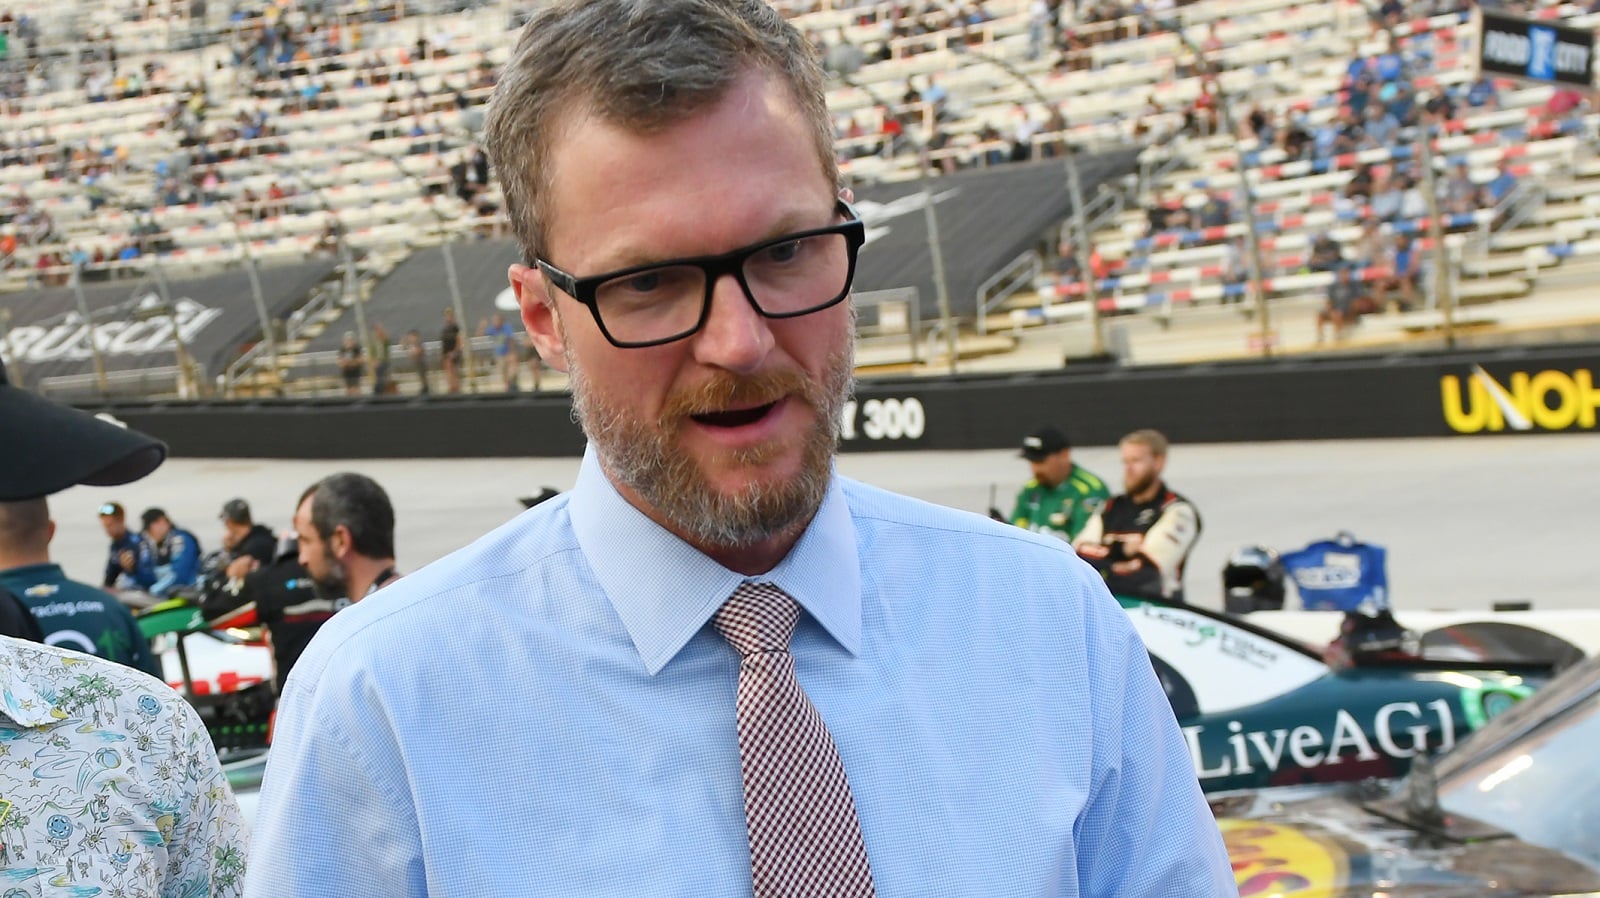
[712,582,877,898]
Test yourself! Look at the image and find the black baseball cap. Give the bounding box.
[1020,426,1070,462]
[0,358,167,501]
[220,498,251,524]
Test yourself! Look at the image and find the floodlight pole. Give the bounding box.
[144,253,199,398]
[220,200,282,390]
[1372,2,1456,348]
[839,72,959,372]
[69,262,111,396]
[961,48,1104,357]
[360,146,478,392]
[1171,28,1274,356]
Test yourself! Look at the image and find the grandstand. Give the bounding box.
[2,0,1598,399]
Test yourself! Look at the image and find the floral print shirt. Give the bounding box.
[0,635,246,897]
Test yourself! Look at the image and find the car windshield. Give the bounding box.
[1434,665,1600,868]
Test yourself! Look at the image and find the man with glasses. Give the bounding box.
[245,2,1234,896]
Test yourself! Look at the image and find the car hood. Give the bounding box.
[1221,793,1600,897]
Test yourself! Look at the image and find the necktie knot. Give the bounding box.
[713,582,801,657]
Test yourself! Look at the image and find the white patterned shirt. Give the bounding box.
[0,635,247,897]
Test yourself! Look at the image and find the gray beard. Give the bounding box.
[566,335,853,551]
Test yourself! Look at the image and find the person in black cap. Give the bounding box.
[0,360,166,639]
[97,500,144,589]
[0,356,247,891]
[1001,425,1110,543]
[219,498,279,568]
[133,506,204,599]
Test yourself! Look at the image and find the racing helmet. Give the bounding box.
[1222,545,1285,613]
[1335,609,1422,665]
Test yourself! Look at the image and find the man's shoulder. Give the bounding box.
[288,495,582,682]
[1068,464,1109,495]
[0,636,193,728]
[841,477,1080,563]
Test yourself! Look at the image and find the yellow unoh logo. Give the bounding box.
[1441,364,1599,434]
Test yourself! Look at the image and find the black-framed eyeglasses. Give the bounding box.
[536,200,866,348]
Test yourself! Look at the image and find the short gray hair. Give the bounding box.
[484,0,837,266]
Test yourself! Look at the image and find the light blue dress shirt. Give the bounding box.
[245,449,1236,897]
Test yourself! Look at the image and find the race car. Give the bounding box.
[137,598,275,759]
[1121,596,1543,793]
[1213,651,1600,896]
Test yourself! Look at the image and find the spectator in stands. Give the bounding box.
[1540,87,1584,125]
[1359,101,1400,150]
[484,312,520,392]
[1464,75,1498,111]
[404,329,429,395]
[370,322,394,396]
[1318,264,1363,343]
[1373,233,1420,312]
[1485,161,1519,205]
[439,307,463,393]
[1221,236,1249,303]
[315,215,341,255]
[1370,168,1404,223]
[1307,231,1343,273]
[1356,216,1387,268]
[1196,189,1231,230]
[1443,164,1481,216]
[1055,237,1082,294]
[337,330,365,395]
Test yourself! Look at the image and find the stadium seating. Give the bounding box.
[4,0,1599,393]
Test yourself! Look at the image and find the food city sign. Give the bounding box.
[1479,11,1594,87]
[1441,364,1599,434]
[1185,699,1456,781]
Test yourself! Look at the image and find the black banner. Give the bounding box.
[83,343,1598,458]
[305,241,521,353]
[1479,11,1595,87]
[852,152,1140,321]
[1,260,336,384]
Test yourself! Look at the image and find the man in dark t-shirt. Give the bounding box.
[440,307,463,393]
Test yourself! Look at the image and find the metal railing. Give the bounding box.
[976,251,1043,335]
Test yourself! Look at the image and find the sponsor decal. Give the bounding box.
[1134,602,1282,669]
[1185,699,1456,780]
[839,397,926,441]
[1221,820,1346,897]
[1480,12,1593,85]
[28,599,110,618]
[1441,365,1598,433]
[853,189,960,248]
[2,294,223,364]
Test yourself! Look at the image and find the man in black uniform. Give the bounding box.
[200,531,338,693]
[219,498,278,567]
[1074,429,1202,603]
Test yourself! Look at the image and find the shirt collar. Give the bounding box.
[0,637,68,729]
[569,446,861,676]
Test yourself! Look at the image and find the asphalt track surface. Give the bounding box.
[49,433,1599,613]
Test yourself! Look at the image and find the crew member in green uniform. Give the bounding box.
[1007,425,1109,542]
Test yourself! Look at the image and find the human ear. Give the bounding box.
[509,263,570,373]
